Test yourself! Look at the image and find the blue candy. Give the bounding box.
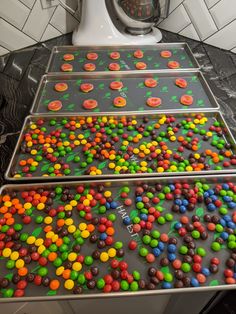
[168,244,176,253]
[180,205,187,213]
[220,219,226,227]
[229,202,236,209]
[168,253,176,261]
[110,201,118,209]
[174,222,182,230]
[202,268,210,276]
[175,199,182,206]
[222,183,229,190]
[169,184,175,191]
[158,242,165,251]
[123,217,131,225]
[223,215,231,222]
[140,214,148,221]
[152,248,161,257]
[191,278,200,287]
[136,196,142,202]
[220,232,229,240]
[227,221,235,229]
[162,282,172,289]
[105,202,111,209]
[100,233,107,240]
[207,203,216,211]
[223,196,232,202]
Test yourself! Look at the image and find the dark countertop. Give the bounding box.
[0,30,236,186]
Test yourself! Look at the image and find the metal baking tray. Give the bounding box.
[5,111,236,181]
[30,71,219,115]
[1,174,236,302]
[46,43,200,73]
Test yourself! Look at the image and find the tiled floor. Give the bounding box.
[0,30,236,185]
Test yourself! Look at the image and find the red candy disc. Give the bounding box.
[160,50,172,58]
[54,83,68,92]
[146,97,162,108]
[47,100,62,111]
[168,61,180,69]
[133,50,144,58]
[175,78,188,88]
[135,62,147,70]
[83,63,96,71]
[144,78,158,88]
[82,99,98,110]
[60,63,73,72]
[180,95,194,106]
[80,83,94,93]
[63,54,74,61]
[113,97,126,107]
[110,52,120,59]
[109,81,123,90]
[86,53,98,60]
[108,63,121,71]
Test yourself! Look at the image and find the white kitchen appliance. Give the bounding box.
[72,0,170,46]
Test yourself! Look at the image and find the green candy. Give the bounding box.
[191,230,200,239]
[157,217,166,225]
[114,241,123,249]
[130,281,139,291]
[121,280,129,291]
[139,247,148,257]
[35,216,44,224]
[151,230,160,239]
[78,274,86,285]
[13,223,23,231]
[197,247,206,257]
[142,235,151,245]
[97,278,105,289]
[164,273,173,282]
[150,239,158,248]
[38,267,48,277]
[179,245,188,255]
[70,270,78,280]
[20,232,28,241]
[84,256,93,266]
[108,213,116,222]
[6,260,15,269]
[133,271,141,281]
[215,224,224,233]
[211,242,221,251]
[165,213,173,221]
[3,289,14,298]
[181,263,191,273]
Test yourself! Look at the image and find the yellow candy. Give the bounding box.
[2,248,11,257]
[104,191,111,198]
[170,136,176,142]
[46,231,54,239]
[194,119,200,124]
[157,167,164,173]
[152,141,158,146]
[68,225,76,233]
[139,145,146,151]
[79,223,87,231]
[115,166,121,172]
[38,245,46,254]
[27,236,36,245]
[137,134,142,139]
[90,171,97,176]
[206,131,213,137]
[30,149,37,155]
[122,140,129,146]
[35,238,44,246]
[15,259,24,269]
[186,166,193,171]
[81,230,90,238]
[146,143,152,149]
[133,148,139,154]
[27,141,33,147]
[54,164,61,170]
[78,134,84,139]
[37,203,45,210]
[24,202,32,210]
[30,123,37,129]
[100,252,109,262]
[144,149,150,154]
[170,165,177,171]
[65,218,73,226]
[140,167,147,172]
[65,204,72,211]
[47,148,53,153]
[56,266,64,276]
[31,161,38,167]
[4,201,12,207]
[140,161,147,167]
[83,199,90,206]
[68,252,77,262]
[108,248,116,258]
[109,163,115,169]
[96,169,102,175]
[52,234,58,242]
[74,140,80,146]
[109,154,116,160]
[194,153,200,159]
[86,117,92,123]
[132,120,137,125]
[81,139,87,145]
[70,200,77,207]
[44,216,53,225]
[72,262,82,271]
[10,251,19,261]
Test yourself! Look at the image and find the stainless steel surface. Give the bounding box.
[111,0,161,35]
[1,173,236,303]
[30,70,219,115]
[5,110,236,181]
[45,43,200,73]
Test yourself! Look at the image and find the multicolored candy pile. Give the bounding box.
[1,180,236,298]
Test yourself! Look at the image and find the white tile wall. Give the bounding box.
[0,0,235,56]
[159,0,236,53]
[0,0,79,56]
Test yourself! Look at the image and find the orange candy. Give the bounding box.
[18,267,28,276]
[50,279,60,290]
[62,269,71,280]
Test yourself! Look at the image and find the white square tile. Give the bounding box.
[231,47,236,53]
[0,46,9,56]
[158,4,191,33]
[184,0,218,40]
[0,18,36,51]
[19,0,36,9]
[205,19,236,50]
[169,0,184,13]
[205,0,221,8]
[0,0,30,29]
[179,23,200,41]
[41,24,61,41]
[210,0,236,29]
[50,5,79,34]
[23,0,55,41]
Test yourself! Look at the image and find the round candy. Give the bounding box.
[180,95,194,106]
[47,100,62,112]
[144,78,158,88]
[113,97,127,108]
[108,63,120,71]
[110,52,120,59]
[61,63,73,72]
[135,62,147,70]
[146,97,162,108]
[80,83,94,93]
[86,52,98,60]
[54,83,68,92]
[63,54,74,61]
[168,61,180,69]
[82,99,98,110]
[175,78,188,88]
[160,50,172,58]
[83,63,96,71]
[109,81,123,90]
[133,50,144,58]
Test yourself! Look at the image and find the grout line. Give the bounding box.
[18,0,32,10]
[177,22,192,34]
[159,2,185,25]
[21,0,37,30]
[203,18,236,42]
[0,17,37,43]
[208,0,223,10]
[182,2,202,40]
[203,0,219,30]
[168,0,184,15]
[39,5,59,41]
